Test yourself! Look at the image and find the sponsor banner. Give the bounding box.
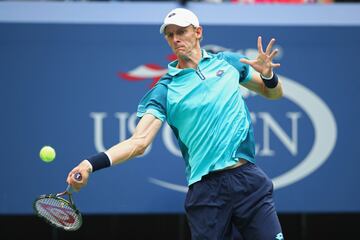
[0,23,359,214]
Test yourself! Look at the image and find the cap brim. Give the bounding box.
[159,21,192,34]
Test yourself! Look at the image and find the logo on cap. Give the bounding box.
[168,13,176,18]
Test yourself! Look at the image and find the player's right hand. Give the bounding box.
[66,160,92,191]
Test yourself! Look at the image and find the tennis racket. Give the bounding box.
[33,172,83,231]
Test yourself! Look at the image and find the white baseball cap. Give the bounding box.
[159,8,200,34]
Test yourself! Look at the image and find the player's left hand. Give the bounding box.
[240,36,280,78]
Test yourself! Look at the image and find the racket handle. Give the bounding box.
[66,172,82,194]
[74,172,82,181]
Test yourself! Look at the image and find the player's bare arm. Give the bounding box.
[242,73,283,99]
[240,36,283,99]
[67,114,162,190]
[106,113,163,164]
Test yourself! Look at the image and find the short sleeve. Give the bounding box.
[221,52,251,83]
[136,77,170,122]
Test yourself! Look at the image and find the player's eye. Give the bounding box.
[177,29,186,35]
[166,32,174,38]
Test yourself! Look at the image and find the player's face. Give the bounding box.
[164,25,202,58]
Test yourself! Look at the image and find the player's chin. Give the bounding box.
[174,47,186,54]
[175,51,189,60]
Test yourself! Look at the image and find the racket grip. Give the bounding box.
[74,172,82,181]
[66,172,82,193]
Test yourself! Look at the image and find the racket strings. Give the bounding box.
[35,197,81,230]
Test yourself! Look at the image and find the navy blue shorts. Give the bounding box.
[185,162,284,240]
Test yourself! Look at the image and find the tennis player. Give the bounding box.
[67,8,284,240]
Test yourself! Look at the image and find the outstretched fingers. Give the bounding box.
[266,38,276,55]
[271,62,281,68]
[269,48,278,60]
[257,36,264,55]
[269,48,281,68]
[241,37,281,72]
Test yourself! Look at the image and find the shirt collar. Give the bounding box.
[168,49,212,76]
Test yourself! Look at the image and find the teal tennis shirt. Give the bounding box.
[137,50,256,185]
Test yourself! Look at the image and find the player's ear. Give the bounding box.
[195,26,203,40]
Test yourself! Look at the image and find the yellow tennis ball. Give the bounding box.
[39,146,56,163]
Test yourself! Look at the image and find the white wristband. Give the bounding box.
[104,151,113,166]
[260,72,274,80]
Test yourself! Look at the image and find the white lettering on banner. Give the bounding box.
[91,112,152,156]
[271,77,337,189]
[90,112,107,153]
[114,112,129,142]
[115,112,152,156]
[251,111,301,157]
[90,76,337,191]
[91,111,300,159]
[257,112,301,157]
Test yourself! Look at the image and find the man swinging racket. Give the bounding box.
[67,8,284,240]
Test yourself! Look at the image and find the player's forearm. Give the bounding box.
[82,114,162,173]
[105,137,147,165]
[263,79,283,99]
[106,117,162,165]
[80,138,147,173]
[260,71,283,99]
[243,73,283,100]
